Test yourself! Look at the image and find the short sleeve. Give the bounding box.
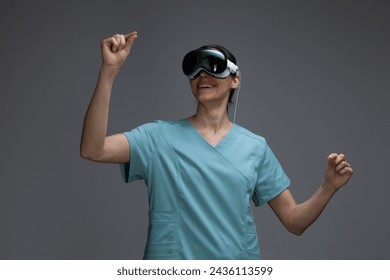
[119,121,160,183]
[252,142,290,207]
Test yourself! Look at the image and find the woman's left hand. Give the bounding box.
[323,153,353,190]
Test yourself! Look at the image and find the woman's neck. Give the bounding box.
[189,103,232,134]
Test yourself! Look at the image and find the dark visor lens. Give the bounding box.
[182,49,227,76]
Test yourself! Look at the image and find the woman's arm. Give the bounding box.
[80,31,137,163]
[268,153,353,235]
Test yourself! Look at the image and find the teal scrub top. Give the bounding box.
[120,119,290,260]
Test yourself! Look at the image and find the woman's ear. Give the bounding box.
[232,74,240,89]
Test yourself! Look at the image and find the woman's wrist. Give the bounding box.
[100,63,121,79]
[320,180,339,196]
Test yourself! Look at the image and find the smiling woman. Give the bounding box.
[80,31,353,260]
[189,70,239,116]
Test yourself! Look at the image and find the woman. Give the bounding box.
[80,31,353,259]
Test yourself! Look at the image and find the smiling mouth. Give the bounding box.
[198,84,214,89]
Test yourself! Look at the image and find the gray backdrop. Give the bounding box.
[1,0,389,259]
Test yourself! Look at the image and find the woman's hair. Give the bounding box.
[197,44,238,105]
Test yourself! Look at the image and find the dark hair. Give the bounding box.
[197,44,238,105]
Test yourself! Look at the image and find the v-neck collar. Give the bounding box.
[182,118,237,151]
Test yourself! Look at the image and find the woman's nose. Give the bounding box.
[199,71,210,78]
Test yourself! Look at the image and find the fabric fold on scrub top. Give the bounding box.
[119,119,290,260]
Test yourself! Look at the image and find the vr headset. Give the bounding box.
[182,48,239,79]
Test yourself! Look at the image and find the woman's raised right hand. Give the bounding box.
[100,31,138,69]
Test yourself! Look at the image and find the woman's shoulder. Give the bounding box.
[156,119,186,125]
[235,124,267,144]
[131,119,187,135]
[132,119,183,129]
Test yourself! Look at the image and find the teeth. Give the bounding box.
[199,84,213,88]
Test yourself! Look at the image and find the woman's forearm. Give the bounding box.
[80,65,119,160]
[289,183,338,235]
